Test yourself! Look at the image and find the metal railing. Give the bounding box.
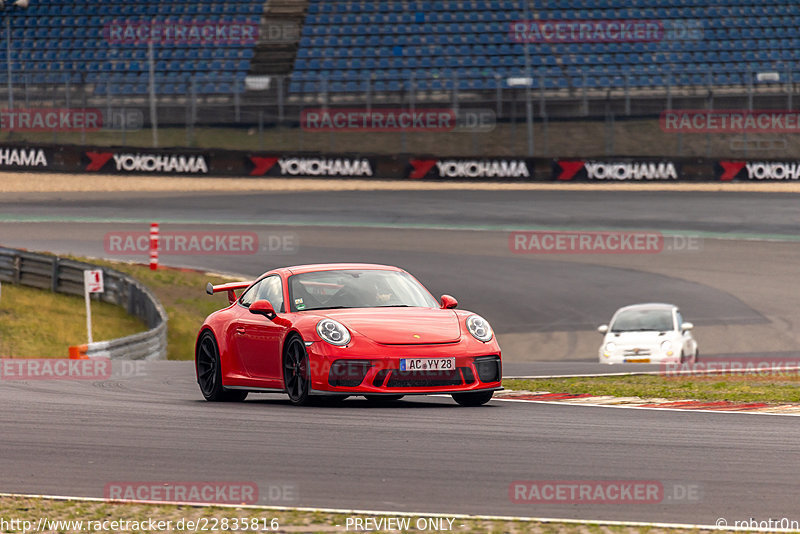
[0,247,167,360]
[1,66,798,158]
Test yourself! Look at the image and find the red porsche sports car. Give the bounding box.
[195,263,502,406]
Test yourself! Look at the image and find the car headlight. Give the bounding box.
[316,319,351,346]
[604,342,616,353]
[466,315,493,342]
[661,340,673,354]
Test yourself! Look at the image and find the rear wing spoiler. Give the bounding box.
[206,281,253,304]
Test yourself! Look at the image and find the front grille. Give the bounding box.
[474,356,501,382]
[385,368,466,388]
[328,360,371,387]
[623,348,652,357]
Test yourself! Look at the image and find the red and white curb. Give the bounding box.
[494,391,800,416]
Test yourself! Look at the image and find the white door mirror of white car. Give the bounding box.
[597,324,608,334]
[681,322,694,331]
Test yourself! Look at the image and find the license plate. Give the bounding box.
[625,358,651,363]
[399,358,455,372]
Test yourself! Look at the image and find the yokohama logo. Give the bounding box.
[0,148,47,167]
[409,159,529,179]
[724,161,800,181]
[248,156,372,177]
[85,152,207,173]
[555,160,677,180]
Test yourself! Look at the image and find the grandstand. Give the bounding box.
[291,0,800,94]
[1,0,798,98]
[1,0,264,95]
[0,0,796,158]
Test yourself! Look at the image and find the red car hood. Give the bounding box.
[320,307,462,345]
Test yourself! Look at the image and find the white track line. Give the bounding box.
[0,492,759,531]
[506,364,800,379]
[492,397,800,416]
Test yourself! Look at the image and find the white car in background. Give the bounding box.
[598,303,698,364]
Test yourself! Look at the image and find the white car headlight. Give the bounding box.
[316,319,351,346]
[466,315,493,342]
[604,341,616,353]
[661,340,673,354]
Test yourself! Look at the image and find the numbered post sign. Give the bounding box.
[83,270,104,344]
[84,270,104,293]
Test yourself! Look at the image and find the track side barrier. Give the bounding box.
[4,142,800,182]
[0,247,167,360]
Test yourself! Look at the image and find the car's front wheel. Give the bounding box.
[196,331,248,402]
[283,335,311,406]
[452,390,494,406]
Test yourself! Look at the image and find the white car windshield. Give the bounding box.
[611,309,674,332]
[288,269,440,311]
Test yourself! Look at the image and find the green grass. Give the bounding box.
[0,495,718,533]
[504,375,800,404]
[0,283,146,358]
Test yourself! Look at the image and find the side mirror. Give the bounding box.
[440,294,458,309]
[249,299,276,320]
[681,322,694,332]
[597,324,609,334]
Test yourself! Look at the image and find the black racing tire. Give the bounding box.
[364,395,405,403]
[452,390,494,407]
[196,331,248,402]
[283,335,312,406]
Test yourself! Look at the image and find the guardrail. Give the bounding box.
[0,247,167,360]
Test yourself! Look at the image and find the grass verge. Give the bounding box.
[0,496,717,533]
[504,375,800,404]
[0,283,146,358]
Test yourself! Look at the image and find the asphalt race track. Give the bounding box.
[1,187,800,526]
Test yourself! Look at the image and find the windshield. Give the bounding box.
[610,309,675,333]
[288,269,439,312]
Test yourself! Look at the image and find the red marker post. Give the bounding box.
[149,223,159,270]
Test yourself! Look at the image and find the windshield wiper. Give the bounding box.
[376,304,411,307]
[301,306,357,311]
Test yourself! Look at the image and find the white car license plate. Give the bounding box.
[400,358,455,372]
[625,358,651,363]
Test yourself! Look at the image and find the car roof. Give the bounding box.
[615,303,677,313]
[268,263,404,277]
